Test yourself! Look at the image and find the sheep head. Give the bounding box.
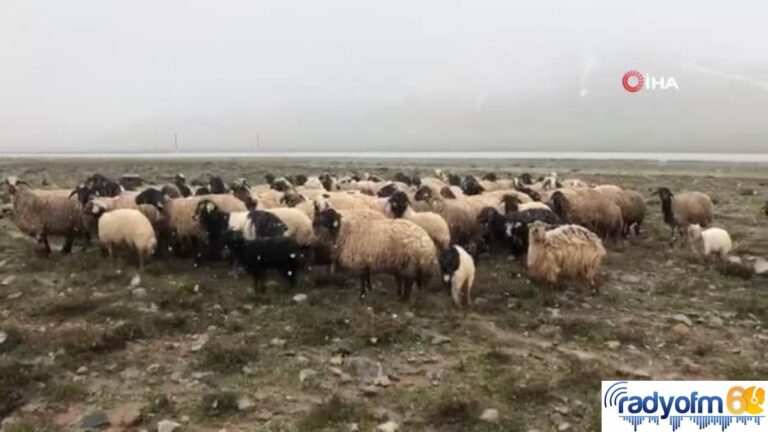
[482,172,498,182]
[528,221,548,243]
[517,173,533,185]
[461,176,484,196]
[549,191,569,220]
[388,191,410,218]
[414,185,434,202]
[313,208,342,240]
[376,183,398,198]
[500,194,522,214]
[447,173,461,186]
[393,172,413,186]
[440,186,457,199]
[438,247,460,286]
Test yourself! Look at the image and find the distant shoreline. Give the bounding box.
[1,151,767,163]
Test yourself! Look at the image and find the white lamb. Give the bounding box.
[688,224,732,260]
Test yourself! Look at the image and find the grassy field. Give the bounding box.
[0,157,767,432]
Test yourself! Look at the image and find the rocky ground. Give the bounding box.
[0,157,766,432]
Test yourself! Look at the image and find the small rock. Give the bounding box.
[329,355,343,366]
[270,338,287,347]
[81,411,110,429]
[237,397,255,411]
[619,274,642,284]
[120,367,141,380]
[345,356,384,382]
[672,314,693,327]
[292,293,308,303]
[605,340,621,350]
[671,323,691,337]
[708,316,724,327]
[0,259,8,268]
[108,403,143,426]
[479,408,499,423]
[1,275,15,286]
[147,363,161,373]
[558,422,571,431]
[299,368,318,384]
[157,419,182,432]
[361,385,380,397]
[132,288,148,298]
[0,331,7,345]
[130,274,141,287]
[256,410,273,421]
[431,334,452,345]
[190,334,209,352]
[373,375,391,387]
[349,423,359,431]
[376,420,399,432]
[728,256,742,265]
[76,366,88,374]
[7,292,22,300]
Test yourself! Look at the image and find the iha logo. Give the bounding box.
[622,70,679,93]
[602,381,767,431]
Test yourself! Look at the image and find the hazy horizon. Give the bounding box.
[2,1,767,153]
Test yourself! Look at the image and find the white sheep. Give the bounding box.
[386,191,451,249]
[313,208,438,300]
[526,221,606,291]
[96,208,157,271]
[5,177,89,254]
[688,224,732,260]
[439,245,476,309]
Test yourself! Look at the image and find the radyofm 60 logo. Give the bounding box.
[602,381,767,431]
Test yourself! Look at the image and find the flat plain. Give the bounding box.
[0,157,766,432]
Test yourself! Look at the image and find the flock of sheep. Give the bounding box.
[2,169,744,307]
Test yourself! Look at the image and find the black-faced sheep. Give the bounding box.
[84,173,122,198]
[387,191,451,249]
[439,245,475,309]
[414,185,484,246]
[93,207,157,271]
[549,190,623,243]
[223,230,304,293]
[526,221,606,291]
[136,188,167,210]
[208,175,228,194]
[313,208,437,300]
[174,174,193,197]
[6,177,89,254]
[499,194,552,214]
[654,187,714,245]
[195,200,286,261]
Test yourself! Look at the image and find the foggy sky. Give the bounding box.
[1,0,767,153]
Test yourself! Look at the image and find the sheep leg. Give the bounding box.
[38,233,52,255]
[138,250,145,273]
[401,279,413,302]
[61,235,74,255]
[252,271,266,296]
[359,270,371,299]
[395,275,404,298]
[81,232,91,251]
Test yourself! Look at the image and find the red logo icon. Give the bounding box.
[622,70,644,93]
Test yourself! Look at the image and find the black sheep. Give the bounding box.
[247,209,288,238]
[208,175,228,194]
[174,174,192,197]
[461,176,484,196]
[503,209,563,259]
[85,173,122,198]
[224,231,305,293]
[135,187,166,210]
[393,172,413,186]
